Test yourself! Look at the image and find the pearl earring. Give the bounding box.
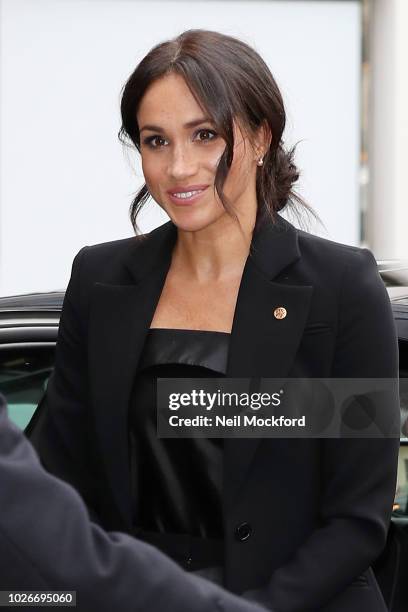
[257,157,264,167]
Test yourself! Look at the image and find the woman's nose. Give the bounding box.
[167,145,197,180]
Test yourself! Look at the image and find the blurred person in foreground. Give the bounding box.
[0,392,267,612]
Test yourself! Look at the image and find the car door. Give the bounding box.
[0,298,59,429]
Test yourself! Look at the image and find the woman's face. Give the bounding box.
[136,73,263,232]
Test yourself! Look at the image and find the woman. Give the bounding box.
[31,30,399,612]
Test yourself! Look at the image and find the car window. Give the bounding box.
[395,422,408,518]
[0,346,55,429]
[393,338,408,520]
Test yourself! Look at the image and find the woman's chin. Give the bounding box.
[168,207,225,233]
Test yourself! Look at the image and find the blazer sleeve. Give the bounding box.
[28,246,101,519]
[244,248,400,611]
[1,394,269,612]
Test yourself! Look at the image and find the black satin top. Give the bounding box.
[128,328,230,571]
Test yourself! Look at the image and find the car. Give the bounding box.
[0,291,62,429]
[1,262,408,610]
[393,482,408,518]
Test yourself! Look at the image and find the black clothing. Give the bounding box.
[129,328,229,571]
[0,393,267,612]
[31,214,399,611]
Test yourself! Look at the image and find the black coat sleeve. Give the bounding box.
[243,248,400,611]
[28,247,101,519]
[0,395,269,612]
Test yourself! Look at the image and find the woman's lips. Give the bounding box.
[167,185,209,206]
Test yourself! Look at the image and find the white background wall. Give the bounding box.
[368,0,408,260]
[0,0,361,295]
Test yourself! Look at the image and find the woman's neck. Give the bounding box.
[171,212,255,283]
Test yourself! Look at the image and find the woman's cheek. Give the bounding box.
[142,160,161,201]
[208,145,224,166]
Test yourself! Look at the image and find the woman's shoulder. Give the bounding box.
[295,227,378,281]
[294,228,387,314]
[82,221,172,261]
[71,236,140,283]
[70,221,174,287]
[83,233,147,261]
[297,227,375,265]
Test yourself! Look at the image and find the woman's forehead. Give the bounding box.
[138,74,204,124]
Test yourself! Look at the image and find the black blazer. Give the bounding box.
[31,214,400,612]
[0,394,266,612]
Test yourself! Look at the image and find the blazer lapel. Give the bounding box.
[224,215,314,507]
[88,223,177,527]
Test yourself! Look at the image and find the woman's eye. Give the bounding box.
[144,135,168,148]
[142,130,217,148]
[195,129,217,142]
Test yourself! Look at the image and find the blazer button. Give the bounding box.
[235,522,252,541]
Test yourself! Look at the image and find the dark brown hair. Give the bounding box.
[119,29,319,234]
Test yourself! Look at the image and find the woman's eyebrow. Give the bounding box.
[140,117,213,133]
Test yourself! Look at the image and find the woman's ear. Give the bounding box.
[254,121,272,159]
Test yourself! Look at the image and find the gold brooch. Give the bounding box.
[274,307,287,320]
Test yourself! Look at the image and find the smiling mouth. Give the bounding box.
[172,190,204,199]
[168,186,208,205]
